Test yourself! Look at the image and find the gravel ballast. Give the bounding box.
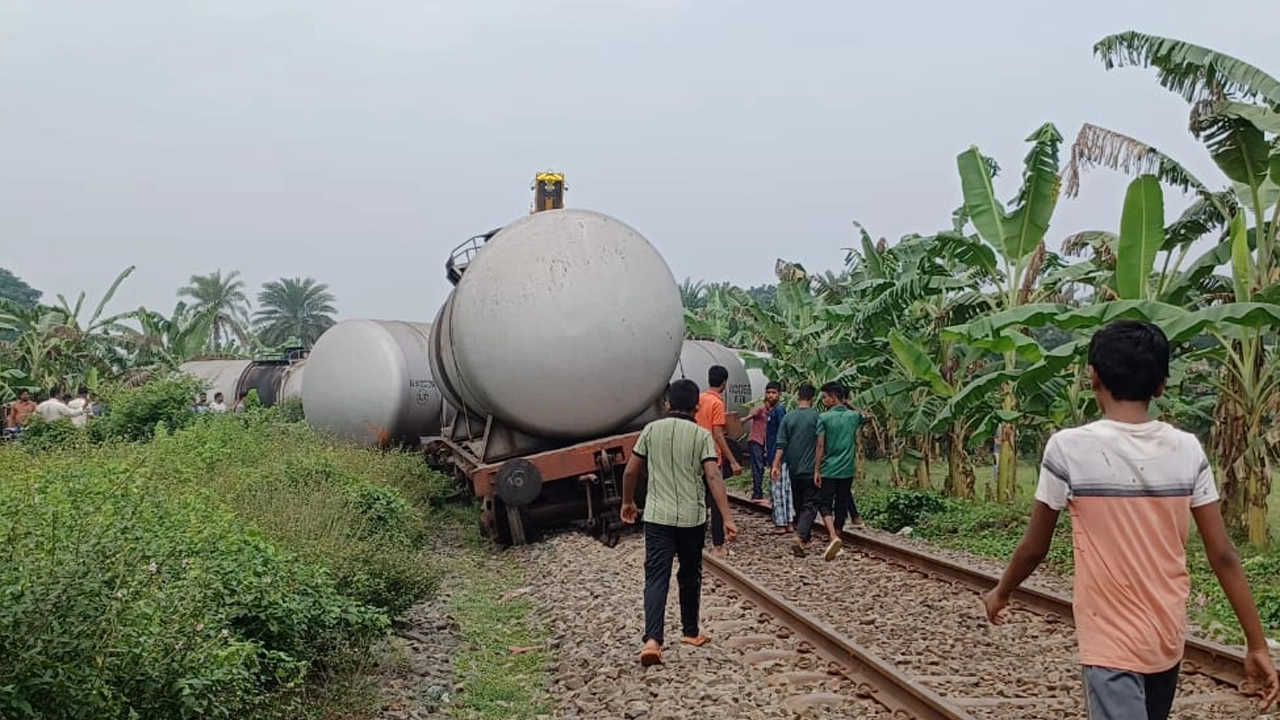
[724,510,1258,720]
[524,531,894,719]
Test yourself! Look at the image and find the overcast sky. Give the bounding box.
[2,0,1277,324]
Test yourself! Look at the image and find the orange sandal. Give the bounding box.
[680,634,710,647]
[640,645,663,666]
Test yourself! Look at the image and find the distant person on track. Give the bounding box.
[696,365,742,558]
[773,384,819,537]
[794,382,863,561]
[620,378,738,668]
[983,320,1278,719]
[815,382,869,534]
[744,381,785,502]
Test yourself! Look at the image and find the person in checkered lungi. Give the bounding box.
[771,383,818,537]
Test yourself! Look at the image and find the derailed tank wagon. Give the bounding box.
[180,350,307,409]
[421,207,685,546]
[291,173,769,547]
[302,319,453,447]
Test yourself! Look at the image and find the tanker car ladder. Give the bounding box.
[444,228,501,285]
[421,416,642,548]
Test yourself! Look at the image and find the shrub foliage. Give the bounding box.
[0,378,451,719]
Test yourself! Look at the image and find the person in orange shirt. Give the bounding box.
[983,320,1278,719]
[695,365,742,558]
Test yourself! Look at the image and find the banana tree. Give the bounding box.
[123,302,217,371]
[718,260,875,391]
[875,329,996,496]
[0,267,141,394]
[46,267,140,390]
[0,366,37,404]
[1068,31,1280,544]
[684,283,749,345]
[953,122,1065,503]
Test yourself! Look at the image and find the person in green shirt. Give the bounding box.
[772,383,819,536]
[813,382,872,556]
[621,379,738,667]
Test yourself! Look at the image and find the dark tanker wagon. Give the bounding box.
[180,349,307,411]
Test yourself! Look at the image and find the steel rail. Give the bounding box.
[703,551,977,720]
[726,492,1248,687]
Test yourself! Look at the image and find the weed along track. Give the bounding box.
[720,501,1254,719]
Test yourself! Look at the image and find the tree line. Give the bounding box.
[685,31,1280,547]
[0,267,336,402]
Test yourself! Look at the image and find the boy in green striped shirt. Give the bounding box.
[621,379,738,666]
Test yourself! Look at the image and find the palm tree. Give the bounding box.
[177,269,253,353]
[678,277,709,310]
[253,277,337,348]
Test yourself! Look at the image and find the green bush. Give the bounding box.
[142,414,442,616]
[855,480,1075,572]
[0,464,386,720]
[276,398,305,424]
[1194,552,1280,637]
[0,377,458,717]
[14,414,88,453]
[861,488,948,533]
[89,374,204,443]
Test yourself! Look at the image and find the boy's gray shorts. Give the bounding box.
[1082,664,1180,720]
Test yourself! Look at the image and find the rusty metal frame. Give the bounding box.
[703,553,976,720]
[466,431,640,498]
[727,493,1248,687]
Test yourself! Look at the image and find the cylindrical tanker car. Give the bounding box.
[180,354,306,408]
[302,319,453,447]
[421,207,686,546]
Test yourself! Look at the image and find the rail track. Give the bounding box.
[715,493,1257,719]
[703,551,977,719]
[725,492,1249,688]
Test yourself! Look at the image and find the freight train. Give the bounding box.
[179,350,307,409]
[180,174,768,547]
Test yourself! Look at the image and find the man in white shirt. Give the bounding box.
[66,387,94,427]
[36,388,84,424]
[210,392,229,413]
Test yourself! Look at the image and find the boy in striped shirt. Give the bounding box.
[984,320,1277,719]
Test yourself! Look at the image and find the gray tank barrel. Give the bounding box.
[303,319,448,447]
[429,208,684,439]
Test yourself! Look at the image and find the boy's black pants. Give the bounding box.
[704,458,731,547]
[642,521,706,645]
